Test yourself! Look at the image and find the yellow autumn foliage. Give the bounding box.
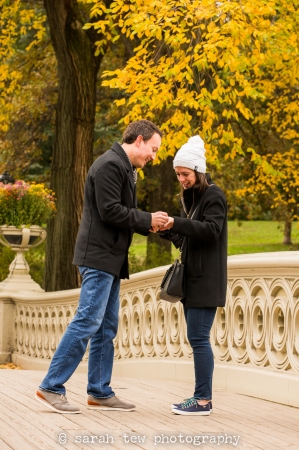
[89,0,299,154]
[0,0,47,132]
[0,0,58,175]
[1,0,298,223]
[238,149,299,222]
[87,0,299,218]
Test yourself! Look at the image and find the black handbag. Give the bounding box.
[159,203,199,303]
[160,258,185,303]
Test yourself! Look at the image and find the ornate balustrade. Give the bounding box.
[116,252,299,374]
[0,251,298,406]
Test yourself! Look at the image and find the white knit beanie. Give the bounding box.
[173,135,206,173]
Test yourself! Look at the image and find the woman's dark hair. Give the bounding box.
[179,171,209,195]
[122,120,163,144]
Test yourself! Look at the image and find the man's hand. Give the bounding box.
[159,217,174,231]
[151,211,169,229]
[149,225,162,233]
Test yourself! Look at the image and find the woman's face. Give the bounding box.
[175,166,197,189]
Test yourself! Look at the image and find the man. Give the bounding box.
[35,120,168,414]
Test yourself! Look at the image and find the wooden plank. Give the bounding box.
[0,389,92,450]
[202,413,289,450]
[49,372,298,448]
[58,429,131,450]
[215,390,299,424]
[0,372,148,450]
[0,378,129,450]
[0,411,43,450]
[0,408,64,450]
[0,424,38,450]
[1,370,299,450]
[66,378,216,450]
[131,376,299,424]
[0,438,14,450]
[113,378,286,448]
[93,382,245,450]
[214,397,299,443]
[130,377,299,439]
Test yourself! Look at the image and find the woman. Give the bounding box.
[159,135,227,416]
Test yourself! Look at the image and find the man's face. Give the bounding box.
[132,133,162,168]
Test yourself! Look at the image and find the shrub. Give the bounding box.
[0,180,56,227]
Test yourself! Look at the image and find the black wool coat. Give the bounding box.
[163,182,228,308]
[73,143,151,279]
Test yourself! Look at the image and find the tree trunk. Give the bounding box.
[43,0,103,291]
[283,220,292,245]
[145,157,178,267]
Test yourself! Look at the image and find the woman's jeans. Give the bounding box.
[184,306,217,400]
[40,266,120,398]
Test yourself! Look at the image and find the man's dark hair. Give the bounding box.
[122,120,163,144]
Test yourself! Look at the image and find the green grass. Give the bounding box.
[131,221,299,258]
[228,220,299,254]
[130,234,148,255]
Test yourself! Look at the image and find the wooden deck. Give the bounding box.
[0,370,298,450]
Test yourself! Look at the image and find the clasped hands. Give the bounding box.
[150,211,174,233]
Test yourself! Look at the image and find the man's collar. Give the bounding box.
[118,143,136,170]
[111,142,137,186]
[111,142,131,170]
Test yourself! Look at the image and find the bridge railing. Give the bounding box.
[1,251,298,407]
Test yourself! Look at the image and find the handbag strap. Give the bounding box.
[179,184,214,256]
[179,204,199,257]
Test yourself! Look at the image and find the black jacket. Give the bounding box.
[73,143,151,278]
[162,182,227,308]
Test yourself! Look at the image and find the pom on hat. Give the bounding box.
[173,135,206,173]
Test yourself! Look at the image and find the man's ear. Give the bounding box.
[135,135,143,147]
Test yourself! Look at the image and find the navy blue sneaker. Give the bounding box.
[171,397,210,415]
[172,398,213,413]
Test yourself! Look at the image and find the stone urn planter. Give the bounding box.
[0,225,47,293]
[0,179,56,293]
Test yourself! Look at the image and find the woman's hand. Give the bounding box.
[159,217,174,231]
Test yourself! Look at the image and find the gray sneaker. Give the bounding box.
[35,389,81,414]
[87,394,135,411]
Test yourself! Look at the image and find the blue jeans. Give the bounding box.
[184,306,217,400]
[40,266,120,398]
